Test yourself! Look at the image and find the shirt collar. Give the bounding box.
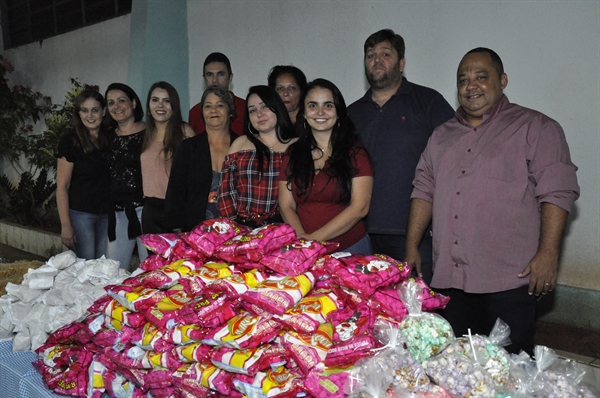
[359,76,412,103]
[456,94,510,127]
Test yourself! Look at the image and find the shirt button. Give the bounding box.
[379,109,383,113]
[474,128,477,132]
[456,191,460,195]
[454,240,458,245]
[467,149,471,152]
[454,263,458,267]
[454,215,458,219]
[461,170,465,174]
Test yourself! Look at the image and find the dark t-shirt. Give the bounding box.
[348,77,454,235]
[107,128,145,210]
[56,131,109,214]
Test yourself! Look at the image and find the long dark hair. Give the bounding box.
[72,90,109,153]
[243,85,295,173]
[104,82,144,128]
[142,81,185,161]
[285,78,362,204]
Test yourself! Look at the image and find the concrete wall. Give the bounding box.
[187,1,599,293]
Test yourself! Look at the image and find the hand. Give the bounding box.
[518,252,558,297]
[61,225,77,249]
[404,245,423,278]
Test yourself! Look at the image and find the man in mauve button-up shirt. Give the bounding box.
[405,48,580,354]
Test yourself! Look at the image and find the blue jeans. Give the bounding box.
[106,206,148,271]
[344,234,373,255]
[69,209,108,260]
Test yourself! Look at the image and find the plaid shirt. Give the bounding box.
[218,149,284,221]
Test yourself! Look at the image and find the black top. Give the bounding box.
[348,77,455,235]
[56,131,109,214]
[165,131,236,232]
[107,128,145,210]
[107,128,145,241]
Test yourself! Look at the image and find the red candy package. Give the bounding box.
[210,344,288,376]
[327,303,374,343]
[34,357,91,397]
[328,253,412,296]
[127,322,173,353]
[243,272,315,315]
[142,288,192,329]
[170,234,201,260]
[139,233,181,258]
[203,313,283,349]
[276,291,341,333]
[183,218,247,257]
[283,323,333,375]
[102,298,146,328]
[177,291,238,328]
[260,239,327,276]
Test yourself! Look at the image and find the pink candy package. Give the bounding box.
[169,341,212,364]
[163,323,209,345]
[203,313,283,349]
[33,358,90,397]
[170,234,202,260]
[126,259,203,290]
[102,298,146,328]
[204,269,266,298]
[178,261,235,296]
[276,291,341,334]
[141,288,192,329]
[177,291,238,328]
[127,322,173,353]
[283,323,333,375]
[243,272,315,315]
[210,344,288,376]
[233,365,303,398]
[183,218,248,257]
[172,361,234,396]
[327,302,374,343]
[138,254,172,272]
[328,253,412,296]
[139,233,181,258]
[215,223,297,263]
[303,364,354,398]
[260,239,327,276]
[105,284,168,312]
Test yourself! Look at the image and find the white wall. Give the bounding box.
[4,15,130,105]
[188,0,599,290]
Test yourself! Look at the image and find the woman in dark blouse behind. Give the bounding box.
[104,83,148,270]
[56,90,109,259]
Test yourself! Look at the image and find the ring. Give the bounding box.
[545,282,550,286]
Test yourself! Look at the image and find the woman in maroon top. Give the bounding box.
[279,79,374,253]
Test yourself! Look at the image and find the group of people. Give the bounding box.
[56,29,579,356]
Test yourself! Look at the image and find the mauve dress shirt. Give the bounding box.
[411,95,580,294]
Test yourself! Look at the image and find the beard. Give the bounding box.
[366,62,403,90]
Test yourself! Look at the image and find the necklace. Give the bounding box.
[258,135,277,151]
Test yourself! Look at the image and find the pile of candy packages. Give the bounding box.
[31,219,597,397]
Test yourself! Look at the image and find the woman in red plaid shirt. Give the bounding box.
[218,85,297,228]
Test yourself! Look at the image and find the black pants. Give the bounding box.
[141,197,169,234]
[369,233,433,285]
[435,285,536,355]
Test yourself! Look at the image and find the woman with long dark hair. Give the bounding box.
[140,81,194,234]
[218,85,297,227]
[56,90,109,259]
[104,83,148,270]
[279,79,374,253]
